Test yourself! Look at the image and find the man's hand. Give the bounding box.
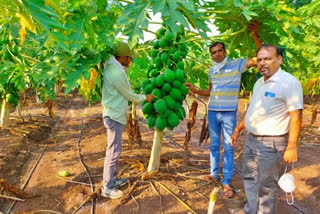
[283,146,298,164]
[230,129,240,147]
[248,20,259,35]
[184,82,195,93]
[145,94,156,102]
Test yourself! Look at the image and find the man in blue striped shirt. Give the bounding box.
[185,21,262,198]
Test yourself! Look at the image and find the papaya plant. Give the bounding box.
[139,26,189,172]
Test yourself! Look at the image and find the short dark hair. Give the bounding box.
[256,44,283,56]
[209,42,226,53]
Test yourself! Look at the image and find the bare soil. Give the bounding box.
[0,92,319,214]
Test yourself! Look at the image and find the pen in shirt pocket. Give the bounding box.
[265,91,275,98]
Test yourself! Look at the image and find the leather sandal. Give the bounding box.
[200,174,219,182]
[223,185,234,198]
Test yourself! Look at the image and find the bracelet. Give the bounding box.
[234,128,241,132]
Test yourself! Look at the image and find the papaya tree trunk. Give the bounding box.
[36,90,41,103]
[0,99,11,128]
[16,103,24,122]
[132,102,142,145]
[147,129,164,172]
[127,113,134,150]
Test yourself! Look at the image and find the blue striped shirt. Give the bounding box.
[208,58,248,111]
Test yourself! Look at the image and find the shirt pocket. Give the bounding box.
[261,91,283,113]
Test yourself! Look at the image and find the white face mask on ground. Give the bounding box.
[278,165,296,205]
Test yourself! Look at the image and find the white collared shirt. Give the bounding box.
[244,68,303,135]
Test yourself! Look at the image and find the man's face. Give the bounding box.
[257,47,282,79]
[210,44,226,63]
[117,56,133,67]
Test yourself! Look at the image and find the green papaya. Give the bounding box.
[159,37,167,48]
[164,96,175,109]
[168,112,179,127]
[156,28,166,39]
[151,69,160,77]
[164,31,174,43]
[161,53,169,63]
[151,51,158,58]
[175,69,185,82]
[155,57,162,68]
[151,77,157,86]
[155,116,167,130]
[180,84,189,96]
[143,84,154,94]
[173,51,180,62]
[162,83,172,93]
[154,99,167,113]
[142,102,153,115]
[153,41,160,49]
[177,61,184,69]
[156,74,165,87]
[173,80,182,89]
[170,88,181,100]
[147,115,156,128]
[142,79,150,88]
[152,88,162,100]
[164,69,175,83]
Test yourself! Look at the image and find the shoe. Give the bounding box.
[228,208,245,214]
[223,185,234,198]
[101,187,123,199]
[114,177,129,188]
[200,174,219,182]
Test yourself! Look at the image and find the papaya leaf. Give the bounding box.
[152,0,166,14]
[63,74,77,94]
[96,0,108,13]
[117,0,150,47]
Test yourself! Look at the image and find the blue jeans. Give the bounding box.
[208,110,236,185]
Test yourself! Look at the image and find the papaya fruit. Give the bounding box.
[155,116,167,130]
[162,83,172,93]
[143,84,153,94]
[156,74,165,87]
[164,69,175,83]
[168,112,179,127]
[154,99,167,113]
[147,115,156,128]
[142,102,153,115]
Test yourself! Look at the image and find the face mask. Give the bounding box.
[278,165,295,205]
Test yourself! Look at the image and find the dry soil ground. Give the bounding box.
[0,91,319,214]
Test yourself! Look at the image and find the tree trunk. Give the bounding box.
[36,90,41,103]
[0,99,11,128]
[184,101,198,165]
[147,129,164,172]
[16,103,24,122]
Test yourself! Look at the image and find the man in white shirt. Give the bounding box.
[231,44,303,214]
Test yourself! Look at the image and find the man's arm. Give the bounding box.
[248,21,262,49]
[185,82,212,97]
[283,109,302,164]
[247,21,263,68]
[112,71,153,103]
[231,112,246,147]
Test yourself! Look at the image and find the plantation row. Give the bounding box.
[1,0,319,129]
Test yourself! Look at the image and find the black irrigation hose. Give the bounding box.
[74,117,95,214]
